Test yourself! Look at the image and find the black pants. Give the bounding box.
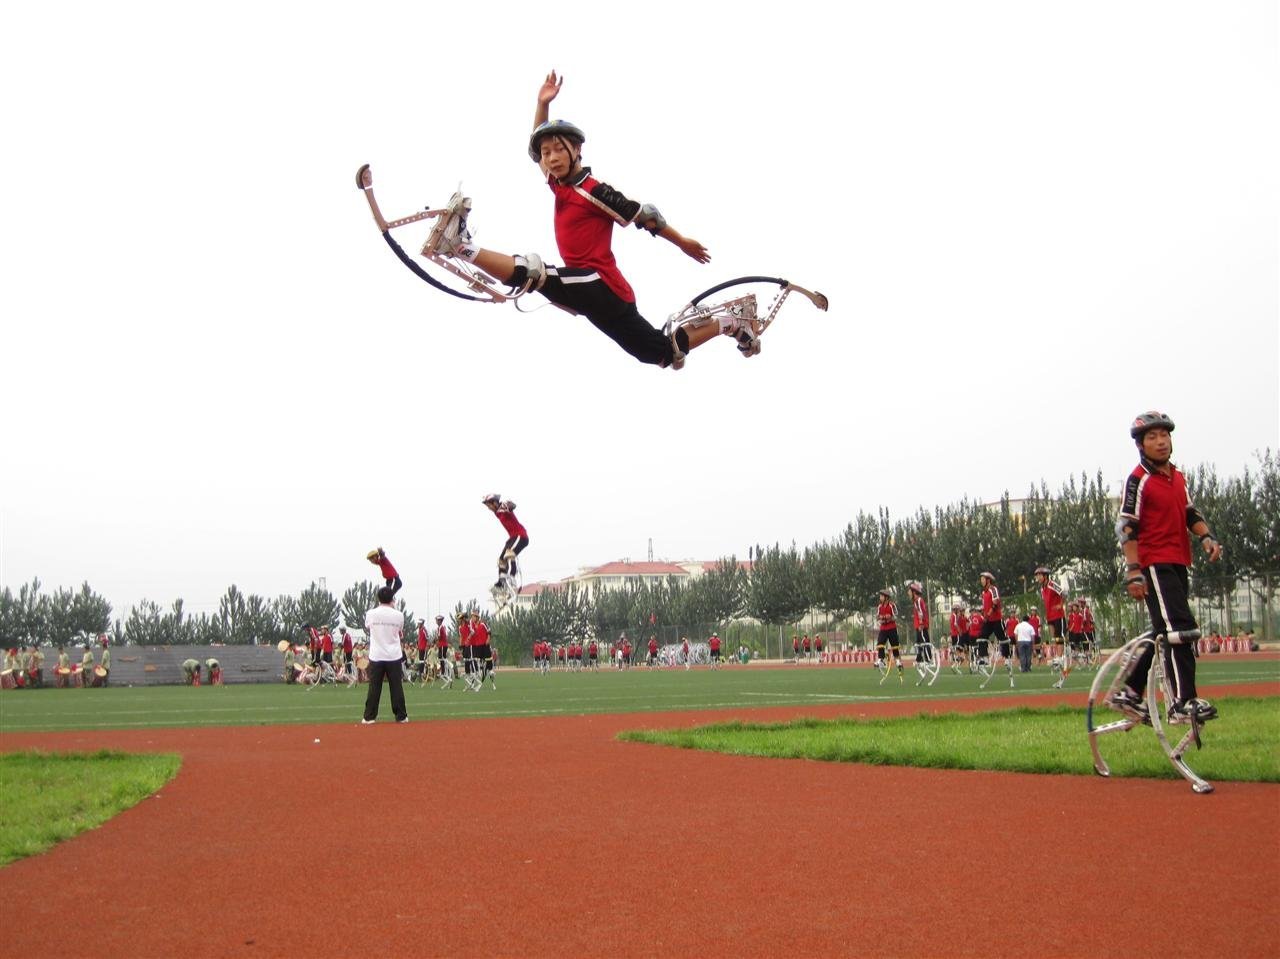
[498,536,529,579]
[385,575,403,598]
[363,659,407,722]
[1126,564,1200,702]
[537,267,678,367]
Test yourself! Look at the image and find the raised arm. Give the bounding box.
[534,70,562,130]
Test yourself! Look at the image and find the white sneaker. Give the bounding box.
[360,719,375,725]
[421,191,472,258]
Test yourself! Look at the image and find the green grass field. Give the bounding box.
[620,698,1280,782]
[1,658,1275,733]
[0,750,181,865]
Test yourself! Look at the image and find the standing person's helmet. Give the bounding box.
[528,120,586,162]
[1129,410,1175,441]
[482,493,501,507]
[500,500,516,511]
[906,580,923,593]
[1034,566,1051,577]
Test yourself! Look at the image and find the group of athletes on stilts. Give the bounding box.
[869,570,1104,689]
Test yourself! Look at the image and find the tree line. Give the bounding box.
[2,453,1274,658]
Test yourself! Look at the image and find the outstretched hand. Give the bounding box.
[679,236,711,264]
[538,71,562,106]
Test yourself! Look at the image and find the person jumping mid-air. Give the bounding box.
[482,494,527,606]
[420,71,762,370]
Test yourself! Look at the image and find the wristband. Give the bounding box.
[1125,573,1144,586]
[1200,533,1215,544]
[1126,563,1141,572]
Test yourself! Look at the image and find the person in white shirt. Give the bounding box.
[1013,614,1036,674]
[362,586,409,724]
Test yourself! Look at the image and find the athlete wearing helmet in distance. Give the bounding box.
[420,71,763,370]
[1112,410,1223,725]
[483,493,528,596]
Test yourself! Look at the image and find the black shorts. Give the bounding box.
[877,628,900,649]
[710,649,720,659]
[915,628,931,646]
[1048,618,1065,639]
[980,620,1007,642]
[1068,633,1086,649]
[539,268,675,367]
[474,644,492,662]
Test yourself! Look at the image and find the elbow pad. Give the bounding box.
[635,202,667,234]
[1186,505,1206,529]
[1115,517,1138,545]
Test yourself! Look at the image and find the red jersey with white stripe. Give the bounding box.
[495,507,527,538]
[1083,607,1095,631]
[473,622,490,646]
[549,168,642,302]
[968,612,983,637]
[1068,610,1083,634]
[912,594,929,629]
[1119,462,1199,566]
[417,624,428,652]
[649,638,659,655]
[458,623,473,647]
[950,611,964,638]
[982,585,1002,622]
[1040,580,1065,620]
[877,602,897,630]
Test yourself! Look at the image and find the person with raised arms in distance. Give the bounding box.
[361,586,409,725]
[366,547,402,599]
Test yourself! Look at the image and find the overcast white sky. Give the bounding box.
[1,0,1276,623]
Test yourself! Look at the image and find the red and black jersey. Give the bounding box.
[473,622,491,647]
[1067,610,1083,634]
[1004,616,1019,637]
[435,626,449,649]
[648,638,659,655]
[950,611,964,637]
[416,624,428,652]
[321,631,334,654]
[968,612,983,637]
[1082,607,1095,631]
[709,635,721,651]
[588,642,598,656]
[375,555,398,580]
[802,635,811,650]
[1119,461,1203,567]
[1028,613,1041,635]
[912,594,929,629]
[458,623,473,647]
[342,634,353,656]
[549,168,644,302]
[1040,580,1065,621]
[877,602,897,630]
[982,586,1002,622]
[622,641,632,656]
[495,507,527,539]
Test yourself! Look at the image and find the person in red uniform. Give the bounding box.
[433,614,450,667]
[907,581,934,667]
[1081,599,1096,661]
[470,612,496,690]
[422,72,765,371]
[341,627,354,666]
[457,612,474,686]
[814,634,824,660]
[366,547,402,598]
[949,603,967,672]
[801,633,811,662]
[588,639,599,670]
[1113,411,1222,724]
[414,619,429,678]
[320,627,335,666]
[875,589,904,682]
[792,634,800,662]
[1035,566,1066,670]
[482,494,529,597]
[709,632,722,668]
[967,605,984,661]
[680,636,690,670]
[647,635,659,667]
[622,637,633,668]
[1026,606,1042,665]
[978,572,1006,666]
